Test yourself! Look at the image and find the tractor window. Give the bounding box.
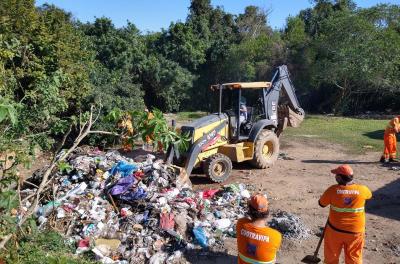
[241,89,264,122]
[221,89,236,113]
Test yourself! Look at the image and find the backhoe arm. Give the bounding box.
[264,65,304,128]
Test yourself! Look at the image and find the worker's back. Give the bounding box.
[320,184,372,233]
[236,218,282,263]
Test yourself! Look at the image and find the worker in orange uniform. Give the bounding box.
[118,114,134,152]
[319,165,372,264]
[237,194,282,264]
[380,116,400,163]
[143,108,154,150]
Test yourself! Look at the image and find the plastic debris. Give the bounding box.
[193,226,208,248]
[160,212,175,230]
[22,148,274,263]
[202,189,219,199]
[95,238,121,251]
[110,161,138,177]
[213,218,231,230]
[268,210,311,239]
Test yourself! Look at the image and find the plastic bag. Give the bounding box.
[117,187,146,201]
[193,226,208,248]
[160,212,175,230]
[110,161,137,177]
[109,175,137,195]
[202,189,219,199]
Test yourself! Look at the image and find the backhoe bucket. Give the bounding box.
[279,105,304,128]
[169,165,192,189]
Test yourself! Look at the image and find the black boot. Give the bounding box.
[380,157,386,163]
[389,158,396,162]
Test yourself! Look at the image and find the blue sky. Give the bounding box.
[35,0,399,32]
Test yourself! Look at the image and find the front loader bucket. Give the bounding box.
[279,105,305,128]
[169,165,192,189]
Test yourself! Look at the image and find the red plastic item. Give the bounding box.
[134,171,145,179]
[160,213,175,230]
[77,237,90,248]
[202,189,219,199]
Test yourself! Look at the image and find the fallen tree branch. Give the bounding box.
[88,130,120,136]
[19,105,106,226]
[22,180,39,189]
[334,82,346,90]
[0,234,12,251]
[52,124,72,163]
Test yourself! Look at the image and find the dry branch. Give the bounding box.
[0,234,12,250]
[18,105,119,226]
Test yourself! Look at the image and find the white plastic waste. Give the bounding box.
[58,182,87,201]
[240,189,251,198]
[213,218,231,230]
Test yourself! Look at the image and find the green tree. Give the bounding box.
[139,55,194,112]
[80,17,145,113]
[236,6,271,39]
[156,22,207,71]
[283,16,313,102]
[0,1,95,151]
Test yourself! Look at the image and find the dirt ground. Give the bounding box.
[190,135,400,264]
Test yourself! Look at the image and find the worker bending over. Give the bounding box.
[237,194,282,264]
[380,115,400,163]
[319,165,372,264]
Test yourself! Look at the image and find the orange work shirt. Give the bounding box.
[319,184,372,233]
[236,218,282,264]
[385,117,400,134]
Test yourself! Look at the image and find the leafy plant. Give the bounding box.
[133,109,191,152]
[0,190,18,211]
[58,161,73,174]
[0,99,17,124]
[1,230,98,264]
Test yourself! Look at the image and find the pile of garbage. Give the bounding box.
[268,210,311,240]
[21,148,251,263]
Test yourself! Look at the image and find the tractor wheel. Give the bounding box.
[204,153,233,183]
[251,130,280,169]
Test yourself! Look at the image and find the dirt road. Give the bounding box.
[191,136,400,264]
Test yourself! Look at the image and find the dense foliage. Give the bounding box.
[1,0,398,128]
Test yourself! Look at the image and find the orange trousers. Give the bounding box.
[324,225,364,264]
[382,132,397,159]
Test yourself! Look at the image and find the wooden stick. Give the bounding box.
[107,193,119,213]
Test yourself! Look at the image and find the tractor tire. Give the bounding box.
[251,130,280,169]
[204,153,233,183]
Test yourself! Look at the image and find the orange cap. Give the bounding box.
[249,194,269,212]
[331,164,353,176]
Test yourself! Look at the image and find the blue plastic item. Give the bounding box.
[110,161,137,177]
[193,226,208,248]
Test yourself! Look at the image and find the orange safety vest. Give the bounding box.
[319,184,372,233]
[236,218,282,264]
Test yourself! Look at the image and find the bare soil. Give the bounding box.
[190,135,400,264]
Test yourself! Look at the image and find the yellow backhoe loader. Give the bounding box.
[166,65,304,183]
